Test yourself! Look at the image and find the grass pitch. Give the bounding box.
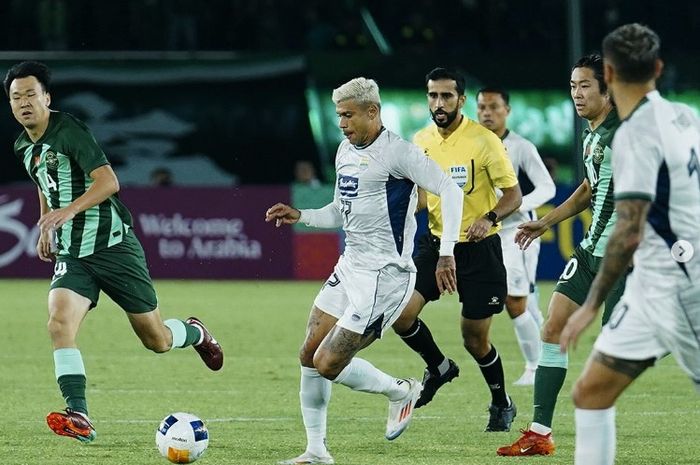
[1,279,697,465]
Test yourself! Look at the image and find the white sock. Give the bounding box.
[575,407,616,465]
[333,357,408,401]
[527,288,544,328]
[512,312,542,370]
[300,366,332,456]
[530,422,552,435]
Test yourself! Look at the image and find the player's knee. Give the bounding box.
[298,345,315,367]
[505,296,526,318]
[141,335,170,353]
[462,335,489,358]
[540,318,563,343]
[392,313,414,334]
[313,353,341,380]
[571,378,590,408]
[47,312,73,342]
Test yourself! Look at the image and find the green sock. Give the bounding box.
[57,374,88,415]
[532,342,568,428]
[184,322,202,347]
[165,319,202,348]
[54,348,88,415]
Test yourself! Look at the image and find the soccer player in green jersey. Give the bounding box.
[498,54,628,456]
[4,61,224,443]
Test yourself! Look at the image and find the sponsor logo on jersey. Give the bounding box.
[338,175,359,197]
[45,151,59,169]
[592,144,605,164]
[450,165,468,187]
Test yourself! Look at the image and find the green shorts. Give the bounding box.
[554,246,627,325]
[50,229,158,313]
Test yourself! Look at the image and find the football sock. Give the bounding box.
[164,319,201,349]
[527,285,544,327]
[333,357,408,401]
[299,366,332,456]
[397,318,445,374]
[533,342,568,428]
[54,348,88,415]
[512,312,542,370]
[575,407,616,465]
[475,345,508,407]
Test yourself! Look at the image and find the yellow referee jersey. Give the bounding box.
[413,117,518,242]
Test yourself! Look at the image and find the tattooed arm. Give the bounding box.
[585,199,649,308]
[560,199,650,350]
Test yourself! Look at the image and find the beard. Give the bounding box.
[430,108,460,128]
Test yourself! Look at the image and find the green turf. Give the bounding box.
[1,279,697,465]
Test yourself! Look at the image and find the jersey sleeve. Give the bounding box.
[519,140,556,212]
[484,134,518,189]
[391,142,463,254]
[64,117,110,175]
[612,123,663,201]
[299,148,343,228]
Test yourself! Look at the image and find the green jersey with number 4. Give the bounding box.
[579,108,621,257]
[14,111,132,258]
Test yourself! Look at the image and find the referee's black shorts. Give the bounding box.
[413,233,507,319]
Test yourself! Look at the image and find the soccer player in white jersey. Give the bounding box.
[266,77,464,465]
[477,88,556,386]
[560,23,700,465]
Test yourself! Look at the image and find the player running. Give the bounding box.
[4,61,223,443]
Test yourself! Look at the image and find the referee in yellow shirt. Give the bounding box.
[393,67,522,432]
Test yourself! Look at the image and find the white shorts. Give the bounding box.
[594,272,700,383]
[313,256,416,337]
[499,227,540,297]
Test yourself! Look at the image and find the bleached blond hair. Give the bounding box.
[331,77,381,106]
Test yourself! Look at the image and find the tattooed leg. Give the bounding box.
[572,350,654,409]
[299,306,338,367]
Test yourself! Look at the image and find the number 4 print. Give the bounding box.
[44,172,58,191]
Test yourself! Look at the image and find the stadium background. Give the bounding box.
[1,0,699,281]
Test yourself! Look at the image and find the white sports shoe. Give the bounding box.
[513,368,536,386]
[278,451,335,465]
[385,378,422,440]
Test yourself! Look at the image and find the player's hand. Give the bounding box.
[265,203,301,227]
[465,218,491,242]
[38,207,76,232]
[559,303,598,352]
[36,228,56,263]
[515,220,548,250]
[435,255,457,295]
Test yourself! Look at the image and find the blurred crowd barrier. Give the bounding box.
[1,184,588,281]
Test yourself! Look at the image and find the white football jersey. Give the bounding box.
[612,90,700,293]
[500,130,556,229]
[300,129,462,271]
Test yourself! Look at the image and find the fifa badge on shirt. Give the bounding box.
[449,165,468,188]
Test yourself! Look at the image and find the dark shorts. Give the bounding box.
[414,233,507,320]
[49,229,158,313]
[554,245,627,325]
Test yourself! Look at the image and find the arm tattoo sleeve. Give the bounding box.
[587,199,650,308]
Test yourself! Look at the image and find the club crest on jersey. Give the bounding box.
[449,165,468,188]
[592,145,605,164]
[45,151,59,169]
[338,175,359,197]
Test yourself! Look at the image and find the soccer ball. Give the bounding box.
[156,412,209,463]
